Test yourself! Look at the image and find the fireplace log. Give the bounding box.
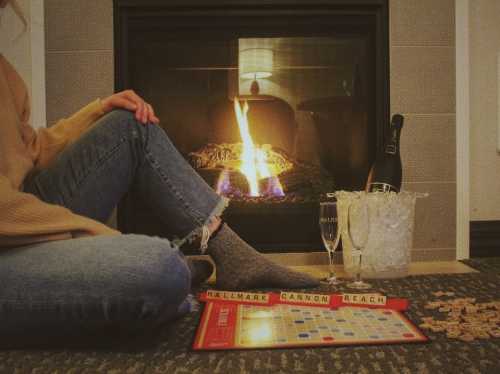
[190,141,336,201]
[188,142,294,175]
[196,168,250,194]
[227,170,250,195]
[279,169,311,193]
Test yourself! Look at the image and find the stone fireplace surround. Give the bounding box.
[44,0,456,261]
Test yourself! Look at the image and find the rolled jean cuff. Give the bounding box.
[172,196,229,253]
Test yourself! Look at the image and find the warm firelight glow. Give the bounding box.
[248,322,273,343]
[232,98,284,197]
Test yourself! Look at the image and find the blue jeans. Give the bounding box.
[0,110,226,346]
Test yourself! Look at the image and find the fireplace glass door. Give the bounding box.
[115,2,388,251]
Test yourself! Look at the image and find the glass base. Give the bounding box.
[346,280,371,289]
[321,275,342,285]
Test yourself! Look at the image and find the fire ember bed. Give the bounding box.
[189,142,336,204]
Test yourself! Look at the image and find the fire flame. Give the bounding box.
[232,98,284,197]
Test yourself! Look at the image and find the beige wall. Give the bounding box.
[470,0,500,221]
[44,0,457,260]
[1,0,31,91]
[44,0,113,126]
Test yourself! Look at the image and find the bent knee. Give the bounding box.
[100,109,163,144]
[97,109,143,138]
[105,108,137,124]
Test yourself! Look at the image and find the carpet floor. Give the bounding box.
[0,258,499,374]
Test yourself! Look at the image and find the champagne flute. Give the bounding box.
[319,198,342,285]
[346,197,371,289]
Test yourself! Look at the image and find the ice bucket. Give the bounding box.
[335,190,426,279]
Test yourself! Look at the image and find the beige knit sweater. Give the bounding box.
[0,54,120,248]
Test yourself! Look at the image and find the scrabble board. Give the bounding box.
[193,291,428,350]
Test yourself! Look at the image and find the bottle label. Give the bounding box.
[385,144,397,155]
[320,217,338,223]
[369,182,398,192]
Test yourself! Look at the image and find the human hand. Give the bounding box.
[101,90,159,125]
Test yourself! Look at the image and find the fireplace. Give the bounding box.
[114,0,389,252]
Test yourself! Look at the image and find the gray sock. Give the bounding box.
[207,224,320,290]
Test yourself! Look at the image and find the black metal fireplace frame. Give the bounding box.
[113,0,390,251]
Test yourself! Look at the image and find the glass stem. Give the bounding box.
[328,251,335,277]
[356,252,363,283]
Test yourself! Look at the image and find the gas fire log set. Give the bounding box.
[188,142,335,203]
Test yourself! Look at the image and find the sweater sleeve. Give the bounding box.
[0,54,106,170]
[0,174,120,248]
[26,99,106,169]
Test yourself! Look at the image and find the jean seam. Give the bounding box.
[143,150,205,226]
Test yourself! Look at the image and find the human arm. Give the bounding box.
[0,54,107,170]
[1,52,158,169]
[29,90,159,169]
[26,99,106,169]
[101,89,159,125]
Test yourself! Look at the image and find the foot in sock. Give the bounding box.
[207,224,320,290]
[186,258,214,288]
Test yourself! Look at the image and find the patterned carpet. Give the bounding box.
[0,259,499,374]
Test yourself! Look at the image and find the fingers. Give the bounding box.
[122,90,159,125]
[137,100,147,124]
[146,103,160,124]
[126,91,146,123]
[124,89,144,106]
[103,90,160,125]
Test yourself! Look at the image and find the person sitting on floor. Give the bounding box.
[0,0,318,344]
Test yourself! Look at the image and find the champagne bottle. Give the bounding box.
[367,114,404,192]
